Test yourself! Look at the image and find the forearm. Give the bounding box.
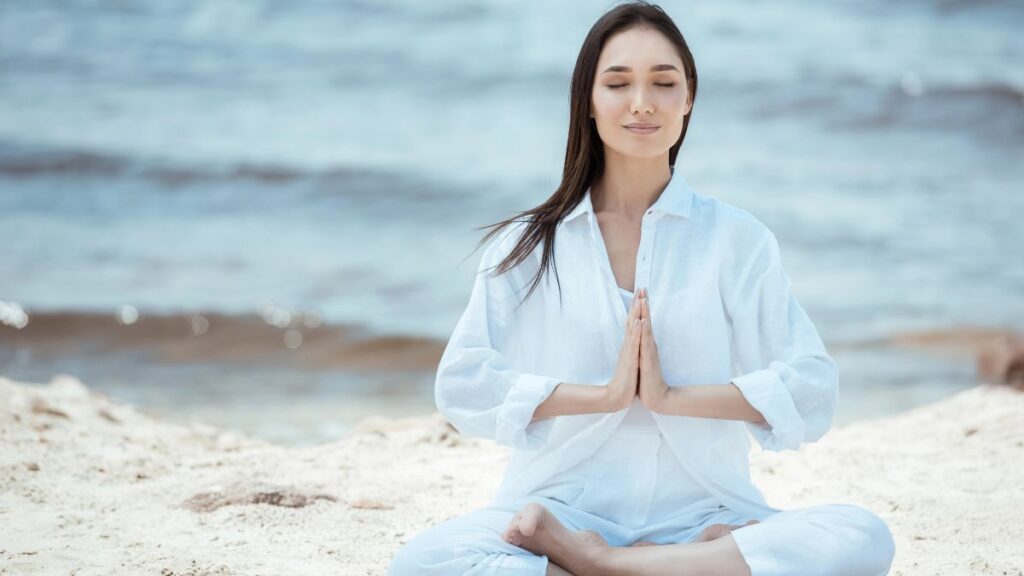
[531,382,616,421]
[655,382,767,424]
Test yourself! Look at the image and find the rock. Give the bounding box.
[183,481,337,513]
[977,332,1024,389]
[348,498,394,510]
[97,408,121,424]
[30,398,69,419]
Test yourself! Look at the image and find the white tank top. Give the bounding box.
[617,286,658,429]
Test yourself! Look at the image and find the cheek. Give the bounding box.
[591,91,623,122]
[677,88,695,117]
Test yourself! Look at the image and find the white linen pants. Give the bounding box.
[389,429,895,575]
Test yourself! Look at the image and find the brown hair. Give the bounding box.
[472,0,698,310]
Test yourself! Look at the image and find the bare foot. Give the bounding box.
[501,502,606,574]
[695,519,761,542]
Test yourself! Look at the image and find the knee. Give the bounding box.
[387,536,423,576]
[388,519,514,576]
[836,504,896,575]
[388,530,448,576]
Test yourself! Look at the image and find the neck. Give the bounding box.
[591,151,672,222]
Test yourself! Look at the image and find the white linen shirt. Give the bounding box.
[434,166,838,517]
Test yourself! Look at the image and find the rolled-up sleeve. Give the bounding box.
[725,226,838,452]
[434,225,562,450]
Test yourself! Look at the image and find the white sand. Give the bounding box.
[1,374,1022,575]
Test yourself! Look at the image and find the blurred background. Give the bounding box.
[1,0,1021,446]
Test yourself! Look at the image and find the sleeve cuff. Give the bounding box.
[495,373,562,450]
[730,363,806,451]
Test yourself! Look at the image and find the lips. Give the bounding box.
[624,124,659,134]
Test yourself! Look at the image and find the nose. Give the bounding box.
[630,86,654,115]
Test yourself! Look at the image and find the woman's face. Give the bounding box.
[590,26,691,160]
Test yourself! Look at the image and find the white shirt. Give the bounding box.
[434,166,838,517]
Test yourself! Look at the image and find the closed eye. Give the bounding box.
[607,83,676,89]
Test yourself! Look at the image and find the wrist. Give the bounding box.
[656,385,671,414]
[655,386,686,416]
[602,382,629,412]
[643,382,668,414]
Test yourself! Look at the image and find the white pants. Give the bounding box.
[390,430,895,575]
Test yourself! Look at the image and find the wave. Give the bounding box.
[0,141,365,185]
[0,309,446,373]
[732,77,1024,141]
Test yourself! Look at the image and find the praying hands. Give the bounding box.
[605,287,669,413]
[607,288,767,425]
[636,288,670,412]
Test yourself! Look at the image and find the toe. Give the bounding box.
[577,530,608,547]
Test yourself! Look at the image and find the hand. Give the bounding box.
[638,288,669,413]
[605,290,643,411]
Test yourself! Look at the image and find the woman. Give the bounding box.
[389,2,896,575]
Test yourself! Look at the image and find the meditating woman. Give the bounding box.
[390,2,896,574]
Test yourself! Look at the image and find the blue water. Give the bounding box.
[1,0,1021,444]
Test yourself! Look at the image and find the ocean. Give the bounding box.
[1,0,1021,445]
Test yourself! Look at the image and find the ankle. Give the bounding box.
[580,542,612,574]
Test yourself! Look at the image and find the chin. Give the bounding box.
[614,143,672,160]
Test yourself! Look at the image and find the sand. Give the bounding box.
[1,374,1022,576]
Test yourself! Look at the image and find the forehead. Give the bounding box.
[597,27,681,70]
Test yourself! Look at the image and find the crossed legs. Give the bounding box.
[504,501,895,576]
[504,501,755,576]
[390,498,895,575]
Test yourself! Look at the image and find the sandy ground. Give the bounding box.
[1,374,1022,576]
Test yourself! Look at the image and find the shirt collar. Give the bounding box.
[563,165,694,223]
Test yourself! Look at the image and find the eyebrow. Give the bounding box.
[601,64,680,74]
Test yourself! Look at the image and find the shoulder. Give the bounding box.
[692,193,775,261]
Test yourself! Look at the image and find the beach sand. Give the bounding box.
[1,374,1021,575]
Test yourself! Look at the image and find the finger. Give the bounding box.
[644,319,656,359]
[643,317,657,356]
[634,319,642,355]
[639,319,647,359]
[631,318,642,362]
[638,317,647,354]
[625,298,639,336]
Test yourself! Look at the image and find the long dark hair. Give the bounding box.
[473,1,698,309]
